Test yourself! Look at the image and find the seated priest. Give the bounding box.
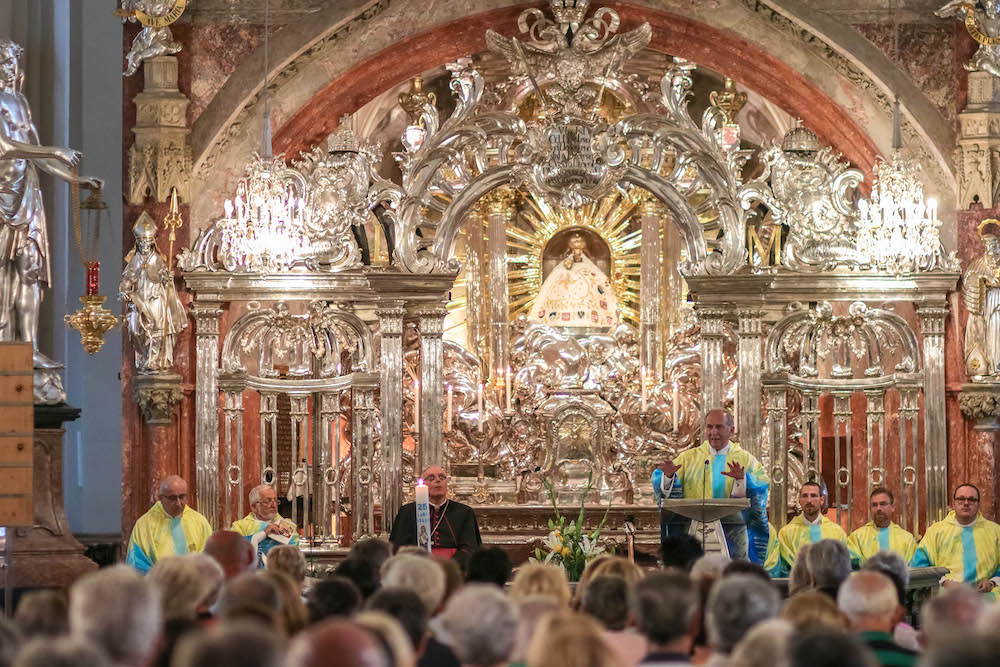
[389,465,482,565]
[652,408,769,562]
[777,480,847,575]
[846,487,917,567]
[912,483,1000,599]
[231,483,300,568]
[126,475,212,573]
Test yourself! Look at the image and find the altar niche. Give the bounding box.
[532,228,619,330]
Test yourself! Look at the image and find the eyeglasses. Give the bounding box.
[871,501,892,508]
[955,496,980,504]
[161,494,186,502]
[255,497,278,505]
[424,474,448,482]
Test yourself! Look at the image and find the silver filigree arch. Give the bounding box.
[389,59,751,277]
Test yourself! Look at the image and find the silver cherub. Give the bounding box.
[938,1,1000,78]
[120,0,183,77]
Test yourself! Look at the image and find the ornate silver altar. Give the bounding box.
[172,1,960,553]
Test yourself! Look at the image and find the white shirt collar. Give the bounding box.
[430,499,448,510]
[952,513,977,528]
[708,442,730,456]
[801,513,824,526]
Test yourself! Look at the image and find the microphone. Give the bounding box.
[702,459,710,552]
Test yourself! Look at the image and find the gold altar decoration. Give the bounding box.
[508,189,641,324]
[163,186,184,271]
[65,295,119,355]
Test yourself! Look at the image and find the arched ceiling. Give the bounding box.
[185,0,957,247]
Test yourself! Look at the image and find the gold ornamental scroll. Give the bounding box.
[115,0,187,28]
[966,7,1000,46]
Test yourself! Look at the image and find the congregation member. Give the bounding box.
[704,574,781,664]
[125,475,212,573]
[286,618,390,667]
[777,481,847,574]
[805,539,852,600]
[435,586,518,667]
[581,575,647,667]
[204,529,256,580]
[231,484,301,568]
[918,584,985,649]
[68,566,162,667]
[171,622,282,667]
[911,483,1000,596]
[846,488,917,566]
[389,466,482,565]
[630,570,699,666]
[654,409,769,562]
[837,571,917,667]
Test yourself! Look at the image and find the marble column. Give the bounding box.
[917,304,949,524]
[697,307,727,419]
[377,304,406,535]
[484,187,514,382]
[352,382,378,541]
[417,307,447,471]
[736,308,763,458]
[639,194,663,377]
[191,301,223,528]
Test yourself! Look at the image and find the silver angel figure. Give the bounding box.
[938,1,1000,78]
[121,0,182,77]
[0,40,100,369]
[120,213,187,373]
[963,221,1000,379]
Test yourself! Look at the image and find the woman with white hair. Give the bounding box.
[435,584,518,667]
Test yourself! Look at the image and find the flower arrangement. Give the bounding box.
[531,473,612,581]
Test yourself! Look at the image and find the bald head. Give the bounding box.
[204,530,255,580]
[837,571,901,632]
[421,466,448,504]
[158,475,188,518]
[286,619,389,667]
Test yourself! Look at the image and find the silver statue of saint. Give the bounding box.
[938,1,1000,78]
[120,212,187,373]
[964,221,1000,380]
[121,1,182,76]
[0,39,100,402]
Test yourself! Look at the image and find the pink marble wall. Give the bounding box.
[853,21,958,126]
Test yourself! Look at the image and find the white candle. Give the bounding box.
[641,366,648,413]
[672,381,680,432]
[414,380,420,435]
[446,385,453,432]
[415,479,431,552]
[478,383,484,432]
[506,367,512,412]
[733,380,739,429]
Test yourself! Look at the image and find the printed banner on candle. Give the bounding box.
[415,483,431,552]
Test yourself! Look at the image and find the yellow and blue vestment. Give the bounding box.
[652,441,769,561]
[847,521,917,567]
[125,502,212,573]
[911,511,1000,597]
[231,512,300,567]
[777,514,847,574]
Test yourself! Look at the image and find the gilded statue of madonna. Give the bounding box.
[529,232,619,328]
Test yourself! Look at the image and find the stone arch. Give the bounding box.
[187,0,956,238]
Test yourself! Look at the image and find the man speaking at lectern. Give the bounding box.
[653,409,769,562]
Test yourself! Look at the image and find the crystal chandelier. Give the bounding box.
[857,148,941,275]
[217,0,306,273]
[856,0,941,276]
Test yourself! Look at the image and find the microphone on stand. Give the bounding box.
[702,459,710,552]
